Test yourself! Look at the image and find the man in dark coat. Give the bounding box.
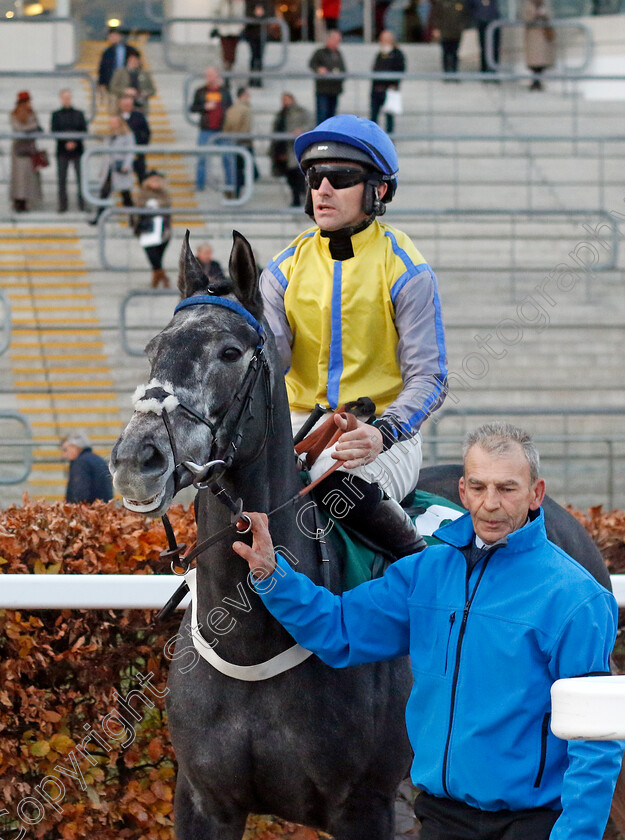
[97,29,139,95]
[308,31,347,124]
[469,0,501,72]
[118,93,151,184]
[61,431,113,504]
[244,0,270,87]
[50,89,87,212]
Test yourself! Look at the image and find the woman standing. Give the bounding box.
[132,170,172,288]
[522,0,555,90]
[370,30,406,134]
[89,114,134,225]
[215,0,245,71]
[9,91,42,213]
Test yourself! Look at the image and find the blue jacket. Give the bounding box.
[255,510,623,840]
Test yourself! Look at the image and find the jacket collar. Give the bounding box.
[434,507,546,555]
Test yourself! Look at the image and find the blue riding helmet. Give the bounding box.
[295,115,399,203]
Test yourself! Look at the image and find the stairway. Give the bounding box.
[0,224,123,500]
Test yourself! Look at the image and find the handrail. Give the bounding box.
[485,19,594,73]
[0,16,78,70]
[162,16,289,72]
[98,205,619,277]
[120,290,179,356]
[426,409,625,509]
[0,412,33,485]
[81,143,254,209]
[0,70,97,122]
[0,290,10,356]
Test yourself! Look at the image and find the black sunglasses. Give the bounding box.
[305,165,371,191]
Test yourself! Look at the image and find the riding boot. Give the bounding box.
[151,269,160,288]
[362,498,427,558]
[159,270,170,288]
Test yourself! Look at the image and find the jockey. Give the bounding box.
[259,114,448,557]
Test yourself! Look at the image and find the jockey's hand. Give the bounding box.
[232,512,276,578]
[331,414,383,469]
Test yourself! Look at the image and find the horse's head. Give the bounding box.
[110,230,269,516]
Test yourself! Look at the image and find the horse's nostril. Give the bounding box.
[141,444,168,475]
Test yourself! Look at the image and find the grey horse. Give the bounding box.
[110,231,413,839]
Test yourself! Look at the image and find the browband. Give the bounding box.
[174,295,265,341]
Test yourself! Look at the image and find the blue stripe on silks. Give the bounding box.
[385,231,448,434]
[326,261,343,411]
[267,234,315,290]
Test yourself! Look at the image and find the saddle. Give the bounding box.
[293,407,464,591]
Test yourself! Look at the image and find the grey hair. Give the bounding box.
[463,422,540,483]
[62,430,91,449]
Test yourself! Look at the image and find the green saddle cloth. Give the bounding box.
[319,488,466,591]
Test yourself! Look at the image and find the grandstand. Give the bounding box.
[0,14,623,510]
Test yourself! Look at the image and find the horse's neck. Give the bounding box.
[194,416,314,661]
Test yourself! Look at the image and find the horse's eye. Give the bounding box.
[221,347,243,362]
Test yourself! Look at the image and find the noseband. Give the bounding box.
[133,295,272,495]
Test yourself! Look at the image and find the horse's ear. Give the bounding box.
[178,230,208,298]
[229,230,263,320]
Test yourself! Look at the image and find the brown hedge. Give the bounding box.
[0,499,623,840]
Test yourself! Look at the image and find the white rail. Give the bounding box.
[0,574,190,610]
[0,575,623,609]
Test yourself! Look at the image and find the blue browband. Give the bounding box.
[174,295,265,341]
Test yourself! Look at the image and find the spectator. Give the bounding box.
[309,31,347,124]
[132,170,172,289]
[109,51,156,114]
[522,0,555,90]
[245,0,270,87]
[97,28,139,110]
[50,89,87,213]
[189,67,232,191]
[321,0,341,29]
[370,30,406,134]
[89,114,134,225]
[235,422,624,840]
[222,86,254,198]
[118,93,151,184]
[269,92,312,208]
[9,90,42,214]
[215,0,245,70]
[61,431,113,504]
[469,0,501,73]
[430,0,469,75]
[196,242,229,289]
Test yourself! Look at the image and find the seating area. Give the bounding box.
[0,26,623,509]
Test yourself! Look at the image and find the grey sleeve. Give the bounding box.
[379,266,448,438]
[259,265,292,372]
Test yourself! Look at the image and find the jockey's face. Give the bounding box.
[459,443,545,544]
[310,161,386,231]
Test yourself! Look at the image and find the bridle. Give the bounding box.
[133,295,273,498]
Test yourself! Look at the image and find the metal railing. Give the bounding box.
[0,16,78,70]
[0,414,33,485]
[0,290,10,357]
[81,143,255,210]
[0,71,97,122]
[162,16,289,72]
[485,19,594,73]
[422,407,625,508]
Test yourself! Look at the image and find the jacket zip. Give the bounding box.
[444,612,456,674]
[441,546,502,798]
[534,712,550,788]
